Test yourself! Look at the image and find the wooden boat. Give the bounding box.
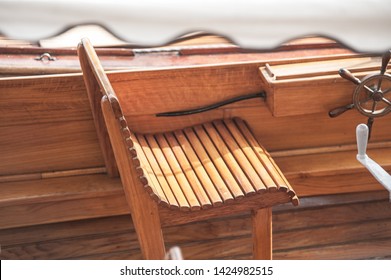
[1,28,391,260]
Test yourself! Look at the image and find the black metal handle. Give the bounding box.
[156,92,266,117]
[381,50,391,75]
[328,103,355,118]
[339,68,361,85]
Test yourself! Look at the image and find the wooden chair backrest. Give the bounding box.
[78,38,122,177]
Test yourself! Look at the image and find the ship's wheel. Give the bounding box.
[329,49,391,139]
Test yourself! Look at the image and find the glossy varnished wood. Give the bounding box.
[2,191,390,260]
[78,38,297,260]
[259,55,389,117]
[101,97,166,259]
[1,34,390,260]
[130,119,297,211]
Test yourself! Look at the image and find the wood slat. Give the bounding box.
[144,134,191,210]
[129,133,169,207]
[234,118,292,194]
[213,120,267,193]
[176,129,234,202]
[223,119,277,191]
[135,134,180,209]
[154,133,203,210]
[164,132,220,207]
[187,126,244,198]
[201,123,256,195]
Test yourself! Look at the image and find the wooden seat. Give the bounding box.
[78,38,298,259]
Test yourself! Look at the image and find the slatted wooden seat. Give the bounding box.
[78,38,298,259]
[129,118,297,211]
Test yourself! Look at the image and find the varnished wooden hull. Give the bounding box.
[1,39,391,259]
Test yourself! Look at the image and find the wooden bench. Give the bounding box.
[78,38,298,259]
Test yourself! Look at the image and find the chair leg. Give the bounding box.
[120,162,166,259]
[252,207,272,260]
[129,194,166,260]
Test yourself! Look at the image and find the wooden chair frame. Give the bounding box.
[78,38,298,259]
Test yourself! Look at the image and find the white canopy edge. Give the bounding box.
[0,0,390,52]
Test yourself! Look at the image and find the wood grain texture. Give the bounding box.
[184,126,244,199]
[125,108,391,152]
[2,191,390,260]
[0,74,90,126]
[2,43,390,261]
[159,191,292,227]
[109,62,265,116]
[274,239,391,260]
[288,172,387,198]
[172,130,226,204]
[101,96,166,259]
[0,34,353,77]
[1,172,386,230]
[78,41,119,177]
[1,231,139,260]
[252,208,272,259]
[0,120,104,176]
[0,194,129,230]
[259,55,384,117]
[275,147,391,179]
[78,39,299,261]
[0,173,120,207]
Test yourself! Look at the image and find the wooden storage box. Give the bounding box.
[259,55,384,117]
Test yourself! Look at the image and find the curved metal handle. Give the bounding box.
[34,52,56,61]
[356,124,391,202]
